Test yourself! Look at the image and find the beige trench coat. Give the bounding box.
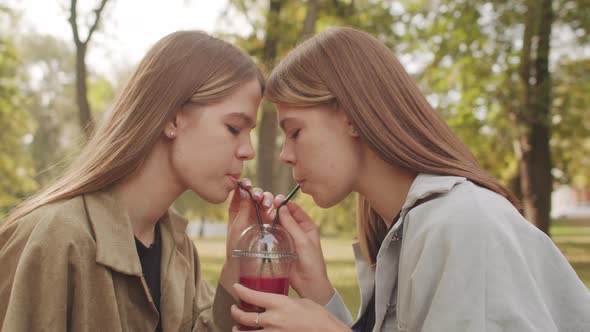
[0,189,236,332]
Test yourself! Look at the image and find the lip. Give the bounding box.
[227,173,241,185]
[295,179,306,191]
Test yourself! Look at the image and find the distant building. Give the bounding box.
[552,186,590,220]
[186,220,227,238]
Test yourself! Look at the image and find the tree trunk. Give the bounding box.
[75,43,94,137]
[301,0,319,39]
[517,0,553,235]
[68,0,109,139]
[256,0,283,190]
[258,102,279,191]
[275,0,321,195]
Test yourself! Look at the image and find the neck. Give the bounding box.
[355,150,417,228]
[114,142,185,246]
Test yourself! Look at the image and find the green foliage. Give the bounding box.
[397,1,525,184]
[0,29,120,212]
[173,191,229,222]
[552,58,590,189]
[18,33,79,185]
[0,14,38,214]
[218,0,402,229]
[396,0,589,191]
[88,77,116,119]
[294,192,358,237]
[1,0,588,233]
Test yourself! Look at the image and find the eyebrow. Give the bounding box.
[228,112,256,129]
[279,117,297,131]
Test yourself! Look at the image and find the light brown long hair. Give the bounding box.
[265,27,519,265]
[2,30,263,230]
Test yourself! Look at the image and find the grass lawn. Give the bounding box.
[194,222,590,319]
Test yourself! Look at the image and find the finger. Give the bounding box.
[285,201,314,224]
[231,191,253,228]
[228,187,248,221]
[277,206,310,247]
[230,305,261,329]
[239,178,253,190]
[251,187,264,202]
[272,194,286,207]
[261,191,274,210]
[268,195,285,222]
[233,283,285,309]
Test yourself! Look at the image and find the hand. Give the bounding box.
[226,178,276,259]
[220,178,276,297]
[230,284,351,332]
[271,198,335,305]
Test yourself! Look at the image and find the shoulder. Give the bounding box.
[4,196,96,253]
[404,180,542,245]
[167,208,200,256]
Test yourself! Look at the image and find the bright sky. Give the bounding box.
[14,0,589,79]
[16,0,250,79]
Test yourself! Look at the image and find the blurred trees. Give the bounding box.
[0,6,116,215]
[0,8,38,213]
[552,58,590,190]
[517,0,553,234]
[390,0,589,235]
[222,0,400,196]
[67,0,111,137]
[1,1,588,236]
[19,34,78,186]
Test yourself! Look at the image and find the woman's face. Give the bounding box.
[168,79,261,203]
[277,104,362,208]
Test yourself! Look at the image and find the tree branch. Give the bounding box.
[84,0,109,44]
[68,0,81,45]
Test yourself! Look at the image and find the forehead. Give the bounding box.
[277,104,338,127]
[196,79,261,120]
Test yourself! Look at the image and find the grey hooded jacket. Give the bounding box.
[325,174,590,332]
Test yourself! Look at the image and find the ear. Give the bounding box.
[346,119,360,138]
[336,109,360,138]
[163,113,179,139]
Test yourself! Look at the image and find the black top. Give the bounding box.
[135,223,163,332]
[356,212,401,332]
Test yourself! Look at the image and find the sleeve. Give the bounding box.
[0,223,80,331]
[400,213,590,332]
[324,289,354,326]
[190,244,237,332]
[211,282,239,332]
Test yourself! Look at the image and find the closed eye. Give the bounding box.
[289,129,301,140]
[227,125,239,135]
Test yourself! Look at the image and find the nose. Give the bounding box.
[280,142,295,166]
[237,137,255,161]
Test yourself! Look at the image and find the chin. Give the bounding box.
[192,187,230,204]
[206,194,228,204]
[312,193,343,209]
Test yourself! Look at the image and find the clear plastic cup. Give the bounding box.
[232,224,296,330]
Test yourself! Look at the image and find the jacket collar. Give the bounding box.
[83,187,191,331]
[388,173,467,240]
[82,188,188,276]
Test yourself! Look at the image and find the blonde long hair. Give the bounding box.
[265,27,519,265]
[2,31,263,229]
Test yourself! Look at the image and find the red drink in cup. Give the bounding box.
[233,224,296,331]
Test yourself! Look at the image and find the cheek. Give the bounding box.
[299,137,358,206]
[304,135,358,179]
[171,129,234,179]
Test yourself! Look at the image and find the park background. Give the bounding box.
[1,0,589,316]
